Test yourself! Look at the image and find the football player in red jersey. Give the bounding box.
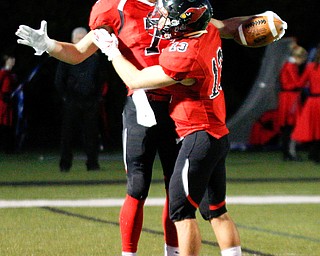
[92,0,242,255]
[89,1,180,255]
[17,2,180,255]
[15,1,285,254]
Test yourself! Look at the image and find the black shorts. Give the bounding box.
[123,96,179,199]
[169,131,229,222]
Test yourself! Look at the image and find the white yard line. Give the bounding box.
[0,196,320,208]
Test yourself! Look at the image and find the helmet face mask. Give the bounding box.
[146,0,213,40]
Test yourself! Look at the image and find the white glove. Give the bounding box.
[256,11,287,40]
[16,20,56,56]
[92,29,121,61]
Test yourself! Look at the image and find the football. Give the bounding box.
[233,11,287,48]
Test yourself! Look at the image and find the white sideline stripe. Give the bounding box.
[0,196,320,208]
[227,196,320,204]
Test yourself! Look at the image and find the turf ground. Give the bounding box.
[0,149,319,255]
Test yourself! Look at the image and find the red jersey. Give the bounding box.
[89,0,170,96]
[0,69,17,126]
[291,62,320,142]
[159,23,229,139]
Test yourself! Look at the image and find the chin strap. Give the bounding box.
[184,30,208,38]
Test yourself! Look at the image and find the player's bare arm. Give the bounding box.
[92,29,194,90]
[16,20,112,65]
[113,57,177,90]
[211,16,251,39]
[113,55,195,90]
[48,31,98,64]
[49,26,114,64]
[212,11,287,47]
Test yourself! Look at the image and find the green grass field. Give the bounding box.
[0,149,319,255]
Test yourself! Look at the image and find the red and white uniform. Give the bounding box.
[160,23,229,139]
[90,0,170,96]
[278,58,304,127]
[89,0,179,253]
[292,62,320,142]
[159,24,230,221]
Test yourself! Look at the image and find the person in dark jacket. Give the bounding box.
[55,27,103,172]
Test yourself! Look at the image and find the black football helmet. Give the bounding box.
[147,0,213,40]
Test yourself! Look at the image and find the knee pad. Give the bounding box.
[126,168,151,199]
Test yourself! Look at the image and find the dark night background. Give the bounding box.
[1,0,320,150]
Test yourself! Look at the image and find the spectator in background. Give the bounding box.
[278,44,308,161]
[291,43,320,164]
[55,27,104,172]
[0,54,18,154]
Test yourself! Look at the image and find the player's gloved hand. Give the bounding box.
[256,11,287,40]
[15,20,56,56]
[93,29,121,61]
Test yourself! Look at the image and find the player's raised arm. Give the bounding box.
[16,20,99,64]
[213,11,287,47]
[211,16,251,39]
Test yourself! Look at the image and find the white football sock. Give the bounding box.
[164,244,179,256]
[122,252,137,256]
[221,246,242,256]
